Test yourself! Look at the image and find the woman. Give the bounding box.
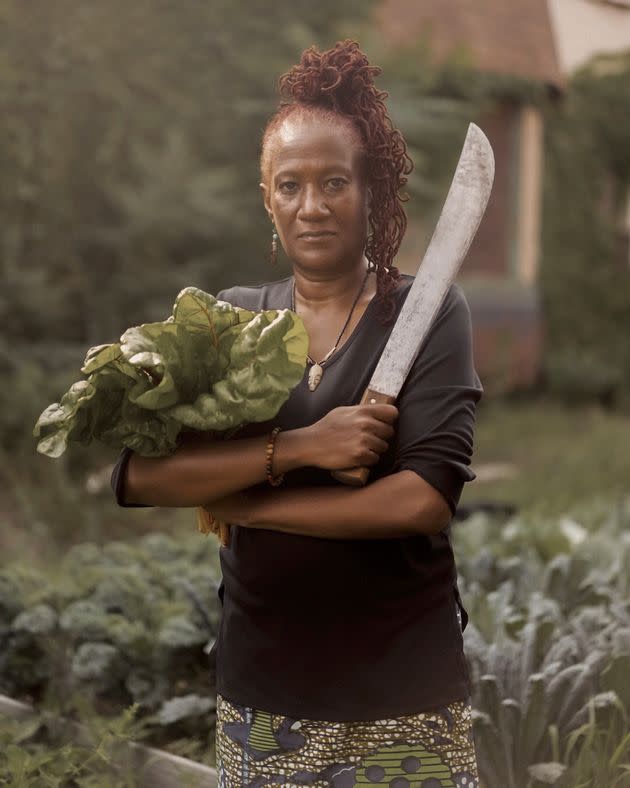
[112,40,483,788]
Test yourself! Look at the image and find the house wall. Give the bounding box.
[468,291,544,393]
[373,0,564,391]
[372,0,566,392]
[463,105,520,279]
[461,104,545,390]
[514,105,544,286]
[398,103,545,391]
[548,0,630,73]
[398,105,522,279]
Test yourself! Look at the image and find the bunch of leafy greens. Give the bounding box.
[33,287,308,458]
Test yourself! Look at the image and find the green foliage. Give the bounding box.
[376,39,630,411]
[453,498,630,786]
[4,503,630,780]
[156,694,214,727]
[549,694,630,788]
[33,287,308,457]
[370,39,479,215]
[0,0,369,347]
[0,532,220,759]
[540,51,630,409]
[0,0,373,481]
[465,398,630,520]
[0,701,145,786]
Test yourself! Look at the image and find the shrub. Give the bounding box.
[0,532,221,763]
[454,498,630,786]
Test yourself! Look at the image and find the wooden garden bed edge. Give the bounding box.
[0,692,218,788]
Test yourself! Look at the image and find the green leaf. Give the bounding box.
[557,663,596,732]
[157,694,215,725]
[59,600,109,640]
[71,642,121,683]
[472,710,511,788]
[12,604,57,635]
[546,665,588,731]
[590,690,626,730]
[528,762,567,784]
[5,744,33,783]
[12,716,45,745]
[520,673,548,770]
[610,728,630,769]
[32,379,98,458]
[479,673,503,722]
[168,306,308,431]
[158,616,208,650]
[34,287,308,457]
[602,654,630,711]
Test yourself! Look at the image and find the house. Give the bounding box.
[548,0,630,73]
[374,0,565,392]
[547,1,630,270]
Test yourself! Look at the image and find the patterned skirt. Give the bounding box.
[215,692,479,788]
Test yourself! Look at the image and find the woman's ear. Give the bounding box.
[259,182,273,223]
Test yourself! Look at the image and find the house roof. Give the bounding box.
[374,0,565,90]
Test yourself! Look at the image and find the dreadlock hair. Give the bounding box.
[260,40,413,325]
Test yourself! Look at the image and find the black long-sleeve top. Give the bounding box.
[110,273,483,721]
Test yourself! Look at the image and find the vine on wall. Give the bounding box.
[540,51,630,408]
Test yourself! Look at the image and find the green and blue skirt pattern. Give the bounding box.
[215,692,478,787]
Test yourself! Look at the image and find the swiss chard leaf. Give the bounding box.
[33,287,308,457]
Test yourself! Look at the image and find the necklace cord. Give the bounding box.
[291,270,371,366]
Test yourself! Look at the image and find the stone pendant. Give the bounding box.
[308,363,324,391]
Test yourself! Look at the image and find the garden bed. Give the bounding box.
[0,692,217,787]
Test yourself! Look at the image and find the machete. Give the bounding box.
[331,122,495,486]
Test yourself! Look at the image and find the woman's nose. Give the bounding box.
[297,185,329,218]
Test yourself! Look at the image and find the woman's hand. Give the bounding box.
[301,403,398,471]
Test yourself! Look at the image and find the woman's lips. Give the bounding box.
[298,232,336,242]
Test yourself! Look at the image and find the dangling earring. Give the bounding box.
[270,224,279,265]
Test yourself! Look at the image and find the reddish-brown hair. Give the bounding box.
[260,40,413,324]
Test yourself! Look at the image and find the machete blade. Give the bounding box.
[369,122,494,399]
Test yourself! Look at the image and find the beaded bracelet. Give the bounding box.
[265,426,285,486]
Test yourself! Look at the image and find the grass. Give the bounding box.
[463,394,630,518]
[0,442,202,570]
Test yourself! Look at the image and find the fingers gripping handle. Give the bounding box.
[330,388,397,486]
[330,463,371,487]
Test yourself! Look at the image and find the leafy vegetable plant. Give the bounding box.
[33,287,308,458]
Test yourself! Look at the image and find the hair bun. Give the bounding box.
[279,40,383,113]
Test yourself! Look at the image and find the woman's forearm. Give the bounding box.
[231,470,452,539]
[124,428,310,507]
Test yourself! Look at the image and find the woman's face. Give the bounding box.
[260,113,371,276]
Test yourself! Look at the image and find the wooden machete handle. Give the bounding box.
[331,387,397,487]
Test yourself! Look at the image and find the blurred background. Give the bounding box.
[1,1,630,785]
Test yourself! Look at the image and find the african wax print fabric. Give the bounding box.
[216,692,479,788]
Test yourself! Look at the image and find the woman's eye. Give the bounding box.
[327,178,347,190]
[279,181,298,194]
